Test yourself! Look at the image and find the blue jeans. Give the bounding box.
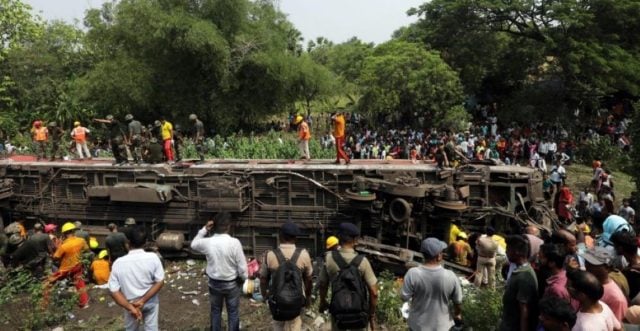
[208,278,241,331]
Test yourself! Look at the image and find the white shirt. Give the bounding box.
[108,249,165,303]
[190,229,248,281]
[550,165,566,183]
[572,301,621,331]
[538,142,549,154]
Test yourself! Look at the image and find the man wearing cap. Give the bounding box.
[294,115,310,161]
[45,222,90,308]
[499,235,538,331]
[259,223,313,331]
[31,120,48,161]
[401,237,463,331]
[71,121,92,160]
[125,114,143,164]
[318,222,378,331]
[583,247,628,323]
[144,137,164,164]
[190,212,247,331]
[189,114,206,162]
[48,122,65,161]
[11,223,53,277]
[94,115,127,164]
[106,223,128,263]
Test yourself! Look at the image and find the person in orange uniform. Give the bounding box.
[31,120,49,160]
[295,115,311,160]
[331,112,350,165]
[71,121,92,160]
[44,222,90,308]
[91,250,111,285]
[160,117,174,162]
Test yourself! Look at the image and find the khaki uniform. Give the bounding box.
[318,248,377,331]
[260,244,313,331]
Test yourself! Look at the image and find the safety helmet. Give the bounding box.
[98,250,109,259]
[74,121,80,127]
[34,120,42,127]
[457,232,468,240]
[106,114,114,120]
[154,120,161,127]
[124,217,136,226]
[89,237,99,249]
[293,115,303,125]
[125,114,134,121]
[189,114,197,121]
[326,236,339,250]
[149,137,158,144]
[174,124,182,131]
[48,122,57,127]
[61,222,77,233]
[8,233,24,246]
[44,223,57,233]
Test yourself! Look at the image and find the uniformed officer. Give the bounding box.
[173,124,184,162]
[47,122,65,161]
[189,114,206,162]
[125,114,143,164]
[94,115,127,164]
[144,137,163,164]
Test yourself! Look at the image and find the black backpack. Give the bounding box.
[267,248,306,321]
[329,250,370,329]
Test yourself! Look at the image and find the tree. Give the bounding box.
[358,41,466,129]
[290,54,336,116]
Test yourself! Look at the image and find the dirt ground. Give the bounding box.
[8,260,327,331]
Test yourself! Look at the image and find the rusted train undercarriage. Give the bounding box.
[0,158,556,270]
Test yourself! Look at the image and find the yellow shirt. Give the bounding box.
[53,236,88,272]
[491,234,507,251]
[90,259,111,285]
[333,115,346,138]
[449,224,461,244]
[161,121,173,140]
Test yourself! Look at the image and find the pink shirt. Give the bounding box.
[601,280,628,323]
[544,270,580,311]
[572,301,621,331]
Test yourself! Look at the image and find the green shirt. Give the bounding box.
[499,263,538,331]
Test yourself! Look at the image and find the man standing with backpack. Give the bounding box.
[259,222,313,331]
[318,223,378,331]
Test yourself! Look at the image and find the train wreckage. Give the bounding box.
[0,157,557,271]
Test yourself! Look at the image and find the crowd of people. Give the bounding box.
[19,113,206,164]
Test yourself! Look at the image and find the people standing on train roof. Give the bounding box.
[332,111,350,165]
[125,114,143,164]
[47,121,65,161]
[189,114,206,162]
[71,121,92,161]
[160,116,174,163]
[31,120,49,161]
[93,115,127,165]
[294,115,311,161]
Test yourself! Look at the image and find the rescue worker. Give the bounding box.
[331,112,350,165]
[105,223,128,263]
[144,137,164,164]
[294,115,310,161]
[94,115,127,164]
[71,121,92,160]
[160,117,174,162]
[44,222,90,308]
[90,250,110,285]
[47,122,65,161]
[31,120,49,160]
[125,114,143,164]
[326,236,339,252]
[173,124,184,162]
[11,223,53,277]
[189,114,206,162]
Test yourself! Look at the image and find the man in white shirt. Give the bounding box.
[549,161,566,189]
[109,226,165,331]
[568,270,621,331]
[191,212,247,331]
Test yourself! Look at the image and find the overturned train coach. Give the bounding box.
[0,158,555,271]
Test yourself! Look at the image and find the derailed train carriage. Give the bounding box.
[0,158,555,270]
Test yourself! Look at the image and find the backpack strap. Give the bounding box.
[274,247,303,265]
[350,254,365,268]
[273,248,286,265]
[332,250,349,270]
[289,247,303,265]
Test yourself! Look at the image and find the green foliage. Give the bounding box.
[358,40,465,128]
[574,137,631,172]
[461,287,502,331]
[0,269,77,330]
[375,270,404,329]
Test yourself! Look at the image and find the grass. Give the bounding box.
[565,163,636,200]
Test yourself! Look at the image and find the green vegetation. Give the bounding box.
[566,164,635,201]
[375,270,404,329]
[461,287,503,331]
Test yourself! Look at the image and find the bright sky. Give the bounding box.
[24,0,424,44]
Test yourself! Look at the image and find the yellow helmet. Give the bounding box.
[294,115,303,124]
[61,222,77,233]
[457,232,468,240]
[98,249,108,259]
[326,236,339,250]
[89,237,99,249]
[74,121,80,126]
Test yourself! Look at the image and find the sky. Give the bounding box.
[23,0,425,44]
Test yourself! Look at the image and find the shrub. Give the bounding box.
[375,270,404,330]
[462,287,503,331]
[574,137,630,171]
